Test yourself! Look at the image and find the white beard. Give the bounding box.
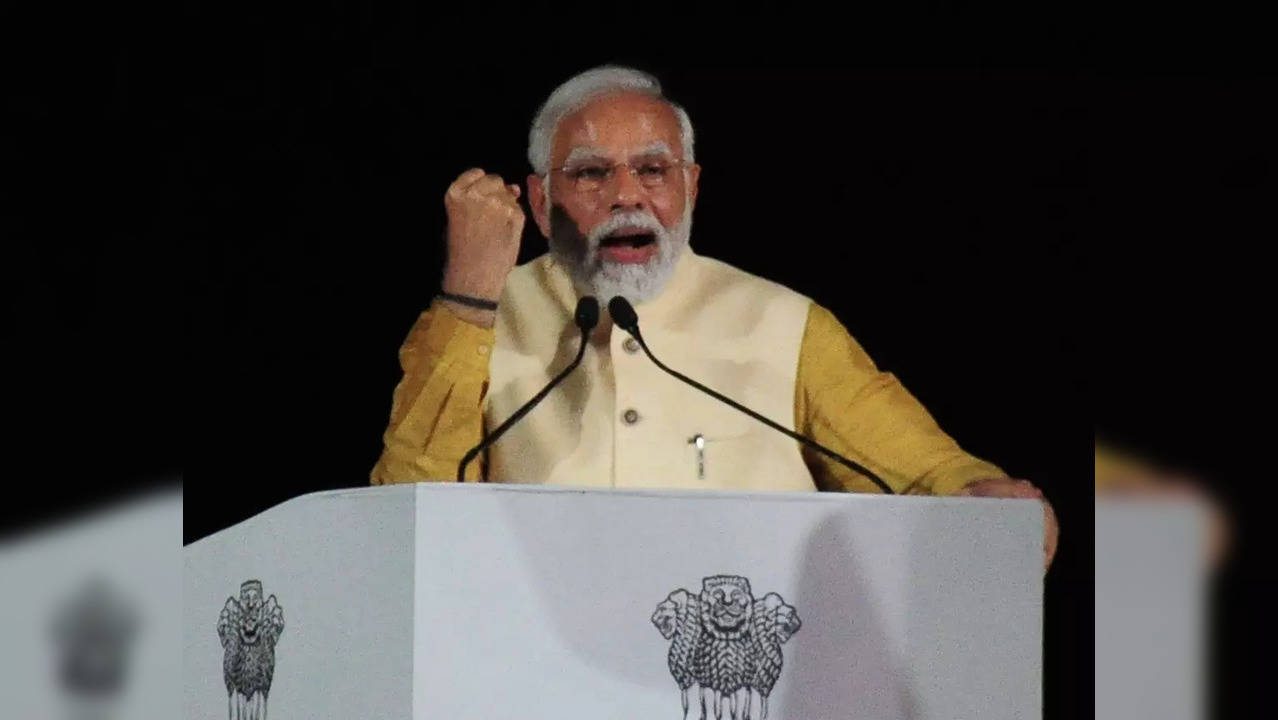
[550,199,693,306]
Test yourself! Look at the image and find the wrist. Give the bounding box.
[437,290,498,311]
[441,266,506,301]
[435,297,497,329]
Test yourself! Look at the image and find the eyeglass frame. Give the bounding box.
[544,157,693,192]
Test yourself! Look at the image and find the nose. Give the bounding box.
[608,165,648,213]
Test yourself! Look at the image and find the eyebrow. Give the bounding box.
[563,141,677,165]
[633,141,674,158]
[564,146,608,164]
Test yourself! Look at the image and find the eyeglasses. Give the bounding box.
[548,158,690,193]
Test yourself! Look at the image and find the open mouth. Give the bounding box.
[599,232,656,248]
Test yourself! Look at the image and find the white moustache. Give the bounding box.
[588,212,667,246]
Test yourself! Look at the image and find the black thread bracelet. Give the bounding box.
[437,291,499,311]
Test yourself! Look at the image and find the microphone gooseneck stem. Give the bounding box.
[629,327,896,495]
[456,328,590,483]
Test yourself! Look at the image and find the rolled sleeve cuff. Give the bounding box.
[421,299,497,377]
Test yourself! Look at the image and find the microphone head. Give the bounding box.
[574,296,600,331]
[608,296,639,333]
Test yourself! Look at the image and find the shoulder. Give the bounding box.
[495,253,579,337]
[689,251,813,308]
[505,252,558,290]
[680,251,813,341]
[803,302,846,340]
[798,299,879,376]
[499,252,573,312]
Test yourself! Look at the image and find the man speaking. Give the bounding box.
[370,66,1058,567]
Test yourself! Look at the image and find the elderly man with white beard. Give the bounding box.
[371,66,1059,569]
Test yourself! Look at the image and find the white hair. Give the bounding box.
[527,65,695,176]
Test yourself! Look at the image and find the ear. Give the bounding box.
[687,163,701,208]
[526,173,551,238]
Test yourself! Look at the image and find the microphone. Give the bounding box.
[456,296,600,483]
[608,296,895,494]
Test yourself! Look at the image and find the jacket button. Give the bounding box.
[623,337,640,354]
[622,408,640,425]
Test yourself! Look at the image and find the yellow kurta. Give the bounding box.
[371,251,1004,495]
[1094,442,1163,492]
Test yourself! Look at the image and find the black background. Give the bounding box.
[6,3,1274,718]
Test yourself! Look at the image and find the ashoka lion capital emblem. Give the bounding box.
[652,575,801,720]
[216,580,284,720]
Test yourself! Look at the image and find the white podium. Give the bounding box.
[184,483,1042,719]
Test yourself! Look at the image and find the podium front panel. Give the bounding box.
[184,486,418,720]
[413,484,1041,720]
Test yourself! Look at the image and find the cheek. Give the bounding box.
[651,195,686,227]
[557,196,607,229]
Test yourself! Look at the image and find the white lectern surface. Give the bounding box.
[185,484,1042,719]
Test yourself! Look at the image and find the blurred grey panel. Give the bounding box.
[1096,498,1206,720]
[0,486,183,720]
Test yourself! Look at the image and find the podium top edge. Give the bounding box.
[186,482,1040,548]
[237,481,1033,512]
[410,482,948,504]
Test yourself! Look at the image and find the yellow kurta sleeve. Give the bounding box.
[370,300,495,485]
[794,302,1007,495]
[1094,441,1161,492]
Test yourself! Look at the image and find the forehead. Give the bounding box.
[551,92,682,161]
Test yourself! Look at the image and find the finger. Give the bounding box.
[967,487,1040,499]
[1043,501,1060,568]
[466,174,508,197]
[453,168,487,191]
[446,168,488,202]
[497,184,524,210]
[968,479,1042,499]
[1011,482,1044,499]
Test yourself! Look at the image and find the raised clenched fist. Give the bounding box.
[441,168,526,308]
